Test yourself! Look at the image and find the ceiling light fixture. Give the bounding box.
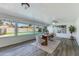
[21,3,30,9]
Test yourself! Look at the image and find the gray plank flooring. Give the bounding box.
[55,38,79,56]
[0,38,78,56]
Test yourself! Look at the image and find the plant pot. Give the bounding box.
[70,36,75,40]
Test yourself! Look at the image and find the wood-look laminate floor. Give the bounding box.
[0,38,78,56]
[54,38,79,56]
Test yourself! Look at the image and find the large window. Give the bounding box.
[17,23,35,36]
[0,20,15,37]
[0,19,44,37]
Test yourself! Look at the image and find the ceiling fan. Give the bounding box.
[21,3,30,9]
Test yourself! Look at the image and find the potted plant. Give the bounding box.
[38,28,42,32]
[43,26,48,33]
[69,25,76,40]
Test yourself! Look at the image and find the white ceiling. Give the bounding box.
[0,3,79,25]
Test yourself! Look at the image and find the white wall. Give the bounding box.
[47,21,76,38]
[0,35,35,47]
[56,23,71,38]
[76,18,79,45]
